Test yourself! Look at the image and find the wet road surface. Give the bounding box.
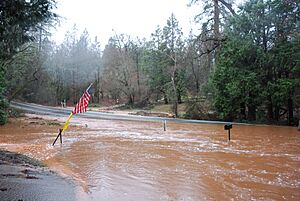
[0,116,300,200]
[10,101,242,125]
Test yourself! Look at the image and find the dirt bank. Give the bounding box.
[0,149,76,201]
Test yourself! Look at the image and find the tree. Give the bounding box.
[213,0,300,124]
[142,14,186,117]
[162,13,185,117]
[213,37,261,121]
[0,0,57,60]
[189,0,236,55]
[100,34,147,105]
[143,26,170,103]
[0,68,8,124]
[185,29,215,96]
[0,0,57,125]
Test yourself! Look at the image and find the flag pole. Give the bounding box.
[52,83,93,146]
[86,82,93,92]
[52,129,63,146]
[52,112,73,146]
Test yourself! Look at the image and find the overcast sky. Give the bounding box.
[50,0,200,46]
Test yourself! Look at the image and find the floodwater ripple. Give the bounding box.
[0,118,300,200]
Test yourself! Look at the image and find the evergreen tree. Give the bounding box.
[213,0,300,124]
[0,0,57,125]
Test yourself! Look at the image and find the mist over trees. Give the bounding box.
[45,26,101,105]
[1,0,299,125]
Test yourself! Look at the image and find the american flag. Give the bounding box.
[72,85,92,115]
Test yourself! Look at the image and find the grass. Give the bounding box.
[149,103,186,116]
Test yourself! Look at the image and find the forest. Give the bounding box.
[0,0,299,125]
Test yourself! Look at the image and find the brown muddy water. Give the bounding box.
[0,115,300,200]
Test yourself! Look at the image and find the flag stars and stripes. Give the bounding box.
[72,90,91,114]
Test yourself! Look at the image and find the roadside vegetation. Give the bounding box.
[0,0,299,125]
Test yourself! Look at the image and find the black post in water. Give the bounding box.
[224,123,232,141]
[52,129,62,146]
[163,120,166,131]
[59,129,63,144]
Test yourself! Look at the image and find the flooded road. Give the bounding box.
[1,116,300,200]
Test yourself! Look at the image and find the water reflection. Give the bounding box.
[0,117,299,200]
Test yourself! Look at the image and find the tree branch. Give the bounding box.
[194,42,221,59]
[219,0,236,15]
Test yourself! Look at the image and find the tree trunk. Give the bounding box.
[128,94,134,105]
[267,95,274,120]
[287,97,294,125]
[248,92,256,121]
[100,90,104,99]
[136,54,141,102]
[213,0,220,69]
[171,76,178,118]
[97,68,101,103]
[274,106,279,121]
[240,102,246,120]
[213,0,220,42]
[248,105,256,121]
[177,92,182,104]
[191,60,199,94]
[163,92,168,104]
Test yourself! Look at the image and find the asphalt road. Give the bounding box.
[10,101,240,125]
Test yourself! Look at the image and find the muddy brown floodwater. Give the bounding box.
[0,115,300,200]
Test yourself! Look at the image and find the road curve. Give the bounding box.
[10,101,244,125]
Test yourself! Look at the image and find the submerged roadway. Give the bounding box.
[10,101,242,125]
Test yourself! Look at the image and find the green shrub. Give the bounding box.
[0,95,8,125]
